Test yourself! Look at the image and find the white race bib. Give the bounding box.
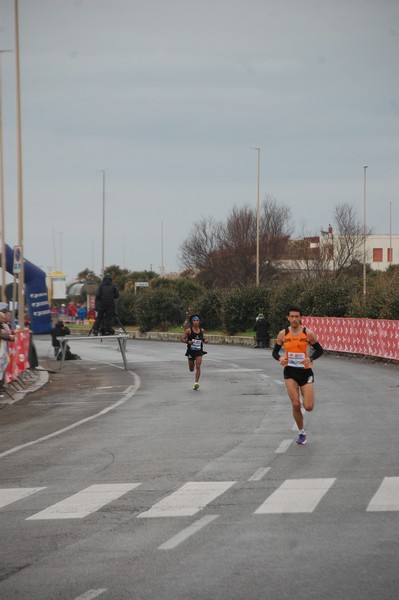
[191,339,202,350]
[287,352,305,368]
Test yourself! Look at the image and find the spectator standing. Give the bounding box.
[66,302,78,323]
[77,304,87,324]
[253,313,270,348]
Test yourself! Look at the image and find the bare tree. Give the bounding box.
[332,203,372,276]
[260,197,294,264]
[179,216,218,271]
[178,198,294,288]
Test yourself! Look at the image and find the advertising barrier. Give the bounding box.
[3,329,31,384]
[302,316,399,361]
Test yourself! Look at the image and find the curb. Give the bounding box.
[0,369,50,407]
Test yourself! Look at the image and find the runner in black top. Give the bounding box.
[182,315,208,390]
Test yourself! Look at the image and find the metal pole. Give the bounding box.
[161,221,164,276]
[389,201,392,264]
[14,0,25,320]
[363,166,368,299]
[57,231,64,271]
[101,169,105,276]
[0,51,12,302]
[251,147,261,285]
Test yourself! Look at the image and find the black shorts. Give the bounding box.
[185,349,207,360]
[283,366,314,386]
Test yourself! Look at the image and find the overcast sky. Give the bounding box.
[0,0,398,281]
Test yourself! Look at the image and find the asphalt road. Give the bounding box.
[0,336,398,600]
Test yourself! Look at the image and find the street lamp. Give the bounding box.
[389,201,392,264]
[100,169,105,277]
[251,147,260,285]
[363,166,368,299]
[57,231,64,271]
[160,221,165,276]
[14,0,25,317]
[0,50,12,302]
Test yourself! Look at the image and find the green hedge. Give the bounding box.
[118,271,399,333]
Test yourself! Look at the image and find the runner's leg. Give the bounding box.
[285,378,304,430]
[300,383,315,412]
[195,355,202,383]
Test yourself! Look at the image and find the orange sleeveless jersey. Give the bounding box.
[282,327,309,356]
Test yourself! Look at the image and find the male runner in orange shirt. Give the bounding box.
[272,306,324,444]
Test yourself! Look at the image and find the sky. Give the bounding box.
[0,0,398,282]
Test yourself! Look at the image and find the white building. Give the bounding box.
[367,234,399,270]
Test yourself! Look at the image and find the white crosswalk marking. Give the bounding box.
[366,477,399,511]
[26,483,140,520]
[2,477,396,521]
[254,478,336,514]
[138,481,236,518]
[0,487,46,509]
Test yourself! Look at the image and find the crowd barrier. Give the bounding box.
[302,316,399,361]
[0,329,31,384]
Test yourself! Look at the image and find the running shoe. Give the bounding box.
[295,433,307,445]
[193,383,199,390]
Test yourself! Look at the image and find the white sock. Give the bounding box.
[299,429,305,435]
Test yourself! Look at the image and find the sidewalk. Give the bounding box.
[0,369,49,407]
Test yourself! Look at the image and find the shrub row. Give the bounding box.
[116,272,399,335]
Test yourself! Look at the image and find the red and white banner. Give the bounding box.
[302,316,399,361]
[4,329,31,384]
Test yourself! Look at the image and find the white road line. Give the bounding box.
[275,439,292,453]
[259,374,270,379]
[273,380,284,385]
[255,478,336,514]
[71,590,107,600]
[27,483,140,520]
[366,477,399,511]
[248,467,271,481]
[158,515,219,550]
[138,481,236,518]
[0,372,140,459]
[0,487,46,509]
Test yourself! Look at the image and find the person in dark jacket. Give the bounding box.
[253,313,270,348]
[51,321,80,360]
[92,274,120,335]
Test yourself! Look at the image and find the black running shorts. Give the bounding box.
[283,366,314,386]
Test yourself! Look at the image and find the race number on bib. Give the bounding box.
[191,339,202,351]
[287,352,305,368]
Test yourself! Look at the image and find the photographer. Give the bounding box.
[92,274,119,336]
[51,320,80,360]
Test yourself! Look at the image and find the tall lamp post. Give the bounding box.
[100,169,105,277]
[251,147,260,285]
[389,201,392,264]
[57,231,64,271]
[14,0,24,317]
[0,50,12,302]
[363,165,368,299]
[160,221,165,276]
